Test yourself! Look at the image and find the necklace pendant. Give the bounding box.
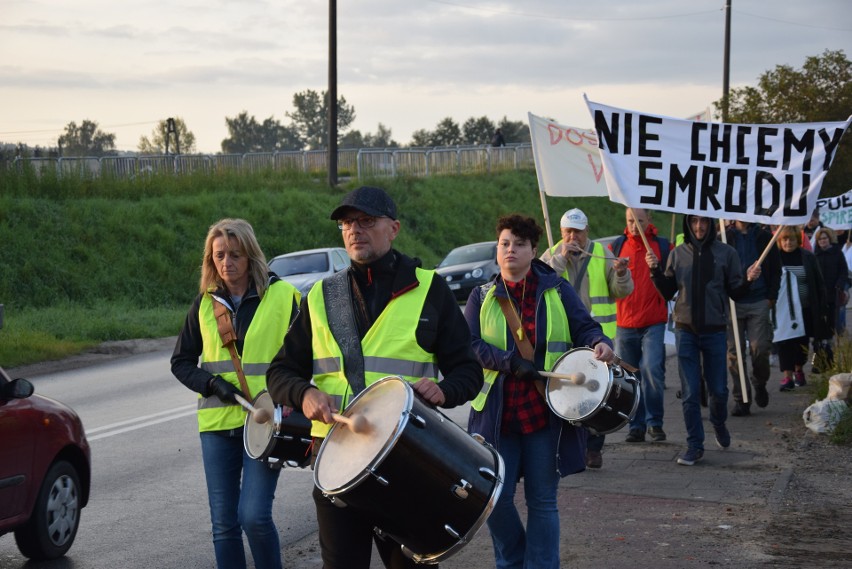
[516,326,524,341]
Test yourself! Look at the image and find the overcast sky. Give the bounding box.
[2,0,850,153]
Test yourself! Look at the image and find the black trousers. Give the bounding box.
[312,485,432,569]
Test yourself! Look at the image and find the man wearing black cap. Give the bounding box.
[267,186,483,569]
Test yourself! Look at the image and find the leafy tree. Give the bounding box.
[715,49,851,195]
[286,89,356,150]
[58,120,116,157]
[221,111,300,154]
[363,123,398,148]
[462,116,496,145]
[497,117,531,144]
[410,128,432,147]
[138,117,197,155]
[431,117,463,147]
[340,130,364,149]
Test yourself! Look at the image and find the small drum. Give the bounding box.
[545,348,641,435]
[243,391,312,468]
[314,376,504,565]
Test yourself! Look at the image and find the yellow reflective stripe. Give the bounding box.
[547,341,569,353]
[197,397,241,411]
[200,361,235,374]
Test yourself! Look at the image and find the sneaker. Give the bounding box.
[648,426,666,441]
[779,376,795,392]
[677,448,704,466]
[731,401,751,416]
[585,449,602,469]
[754,385,769,408]
[794,370,807,387]
[625,429,645,443]
[714,424,731,448]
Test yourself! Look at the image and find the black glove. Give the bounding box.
[208,376,241,404]
[510,355,544,383]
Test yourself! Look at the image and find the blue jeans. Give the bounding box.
[200,430,282,569]
[674,330,728,452]
[487,427,560,569]
[616,324,666,431]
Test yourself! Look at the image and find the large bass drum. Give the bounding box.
[314,376,504,565]
[545,348,641,435]
[243,391,312,468]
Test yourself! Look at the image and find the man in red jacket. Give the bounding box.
[609,208,672,443]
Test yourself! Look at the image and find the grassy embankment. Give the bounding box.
[0,166,673,367]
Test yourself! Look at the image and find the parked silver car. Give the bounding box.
[435,241,499,303]
[268,247,351,296]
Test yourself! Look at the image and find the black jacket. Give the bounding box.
[725,224,781,304]
[266,249,483,410]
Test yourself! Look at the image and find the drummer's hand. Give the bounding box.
[593,342,615,364]
[301,387,337,424]
[412,378,446,406]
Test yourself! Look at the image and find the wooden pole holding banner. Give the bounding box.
[670,213,677,244]
[719,219,749,404]
[755,224,784,267]
[629,209,653,253]
[539,189,555,251]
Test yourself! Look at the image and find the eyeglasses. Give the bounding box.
[337,216,383,230]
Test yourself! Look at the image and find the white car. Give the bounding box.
[268,247,351,296]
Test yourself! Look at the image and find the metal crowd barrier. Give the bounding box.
[9,143,533,181]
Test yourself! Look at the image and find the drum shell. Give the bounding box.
[314,377,503,564]
[243,391,312,468]
[546,348,641,436]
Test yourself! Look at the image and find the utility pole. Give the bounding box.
[722,0,731,122]
[328,0,338,187]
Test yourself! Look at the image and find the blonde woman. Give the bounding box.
[171,219,300,569]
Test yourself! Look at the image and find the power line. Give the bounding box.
[0,120,159,137]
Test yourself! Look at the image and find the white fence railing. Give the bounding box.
[9,144,534,181]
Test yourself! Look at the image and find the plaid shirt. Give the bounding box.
[501,271,549,434]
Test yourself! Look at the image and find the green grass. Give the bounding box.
[0,167,681,368]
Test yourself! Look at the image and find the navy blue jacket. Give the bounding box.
[463,259,612,476]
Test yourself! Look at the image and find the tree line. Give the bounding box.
[3,49,849,195]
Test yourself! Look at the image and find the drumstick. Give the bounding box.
[332,412,369,434]
[539,371,586,385]
[234,393,272,424]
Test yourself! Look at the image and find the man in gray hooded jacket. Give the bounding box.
[647,215,761,466]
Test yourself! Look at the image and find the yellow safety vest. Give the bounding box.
[471,283,571,411]
[197,280,299,432]
[550,241,617,339]
[308,268,439,438]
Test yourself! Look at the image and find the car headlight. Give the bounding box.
[471,268,483,278]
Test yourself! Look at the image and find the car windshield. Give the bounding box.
[270,252,329,276]
[438,243,495,267]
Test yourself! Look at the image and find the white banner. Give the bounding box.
[817,189,852,230]
[528,112,608,197]
[585,97,852,225]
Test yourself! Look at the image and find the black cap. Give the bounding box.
[330,186,397,220]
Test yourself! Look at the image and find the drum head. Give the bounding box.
[244,391,275,459]
[315,376,410,493]
[546,348,611,421]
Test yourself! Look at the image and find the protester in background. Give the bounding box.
[812,226,849,371]
[608,208,671,444]
[466,213,613,568]
[171,218,300,569]
[491,128,506,147]
[266,186,482,569]
[775,226,831,391]
[803,206,824,249]
[648,215,761,466]
[540,208,632,468]
[725,221,781,416]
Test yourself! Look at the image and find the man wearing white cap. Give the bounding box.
[541,208,633,468]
